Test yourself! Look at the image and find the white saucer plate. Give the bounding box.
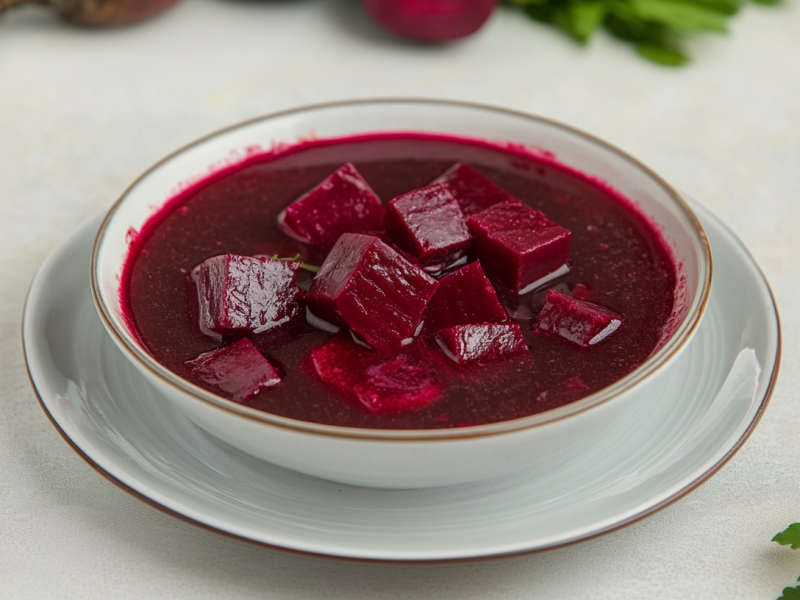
[22,201,780,563]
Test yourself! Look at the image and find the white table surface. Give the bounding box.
[1,1,798,597]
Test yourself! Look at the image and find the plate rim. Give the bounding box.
[21,205,781,564]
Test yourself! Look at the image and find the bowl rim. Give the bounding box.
[90,98,713,442]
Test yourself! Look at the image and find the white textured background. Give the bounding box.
[1,0,798,597]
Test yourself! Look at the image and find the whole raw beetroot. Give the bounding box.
[363,0,496,42]
[0,0,181,26]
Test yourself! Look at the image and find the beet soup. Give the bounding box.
[121,133,677,430]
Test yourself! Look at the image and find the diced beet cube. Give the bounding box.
[306,234,439,353]
[433,163,520,216]
[279,163,385,250]
[384,182,472,272]
[535,290,623,348]
[186,338,280,403]
[468,201,571,294]
[424,261,508,332]
[311,337,442,414]
[436,323,529,367]
[193,254,303,336]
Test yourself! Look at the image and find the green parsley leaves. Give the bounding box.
[774,523,800,600]
[774,524,800,550]
[778,585,800,600]
[505,0,776,65]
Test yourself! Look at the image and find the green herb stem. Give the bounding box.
[505,0,776,65]
[271,254,321,273]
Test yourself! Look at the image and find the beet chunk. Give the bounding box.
[436,323,529,367]
[433,163,519,216]
[385,182,471,272]
[279,163,385,250]
[193,254,303,336]
[424,261,508,332]
[186,338,280,403]
[306,234,439,353]
[468,201,571,294]
[311,337,442,414]
[535,290,623,348]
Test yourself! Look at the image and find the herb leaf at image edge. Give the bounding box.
[503,0,777,65]
[772,523,800,600]
[773,523,800,549]
[778,586,800,600]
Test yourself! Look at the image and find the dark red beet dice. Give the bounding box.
[186,338,280,403]
[311,337,442,414]
[535,290,622,348]
[468,201,571,294]
[306,234,439,353]
[436,323,529,367]
[279,163,385,250]
[193,254,303,336]
[433,163,520,216]
[424,261,508,332]
[385,182,471,272]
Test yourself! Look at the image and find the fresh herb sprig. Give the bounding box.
[773,523,800,600]
[271,253,321,273]
[504,0,778,65]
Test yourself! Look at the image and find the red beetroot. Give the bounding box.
[433,163,519,216]
[535,290,623,348]
[385,182,471,272]
[306,233,439,353]
[193,254,303,337]
[424,261,507,332]
[186,339,280,403]
[468,201,572,294]
[311,337,442,414]
[436,323,528,367]
[0,0,181,26]
[279,163,385,251]
[363,0,496,42]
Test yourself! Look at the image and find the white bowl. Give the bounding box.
[91,99,712,489]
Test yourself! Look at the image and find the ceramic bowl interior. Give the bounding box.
[92,99,712,440]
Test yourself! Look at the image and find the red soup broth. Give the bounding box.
[121,133,677,430]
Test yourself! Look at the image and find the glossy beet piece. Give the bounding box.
[311,337,442,414]
[306,234,439,353]
[436,323,528,367]
[385,182,471,271]
[535,290,623,348]
[363,0,496,42]
[433,163,519,216]
[279,163,385,250]
[193,254,303,336]
[186,338,280,403]
[424,261,507,332]
[468,201,571,294]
